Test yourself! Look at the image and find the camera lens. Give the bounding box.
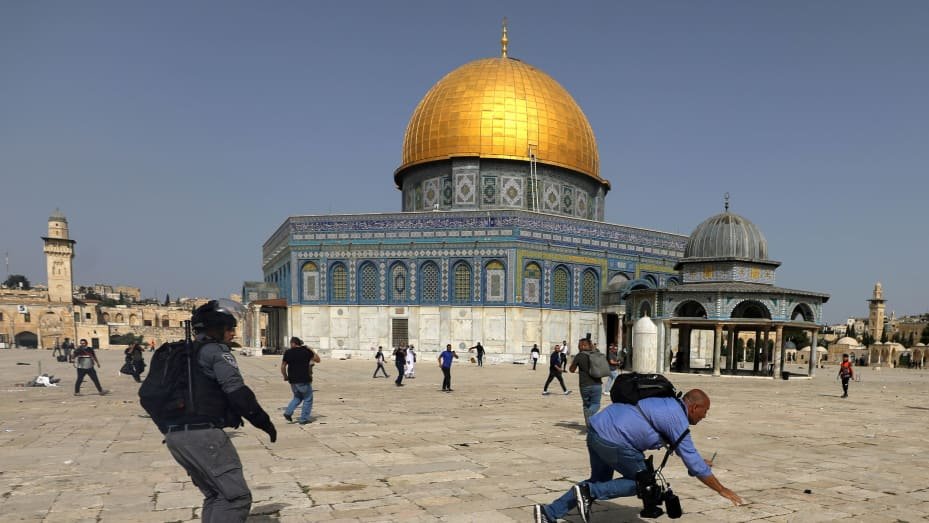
[664,489,683,519]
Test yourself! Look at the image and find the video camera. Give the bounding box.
[635,455,682,519]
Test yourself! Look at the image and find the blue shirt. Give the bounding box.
[589,397,712,478]
[439,350,455,368]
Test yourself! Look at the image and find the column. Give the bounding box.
[728,328,737,373]
[753,328,761,373]
[772,325,784,379]
[763,329,771,375]
[713,324,723,377]
[808,329,818,376]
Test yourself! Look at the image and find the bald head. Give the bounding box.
[682,389,711,425]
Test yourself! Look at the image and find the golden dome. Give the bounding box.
[397,56,605,187]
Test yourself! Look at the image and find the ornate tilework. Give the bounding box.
[562,185,574,215]
[360,263,378,301]
[390,264,407,301]
[486,260,505,302]
[473,258,481,301]
[441,258,449,301]
[408,261,416,301]
[481,176,497,205]
[523,262,541,304]
[414,185,422,211]
[576,191,589,219]
[453,262,471,303]
[421,262,439,303]
[542,182,560,212]
[302,261,319,301]
[379,261,387,300]
[423,178,440,209]
[552,266,569,306]
[501,177,524,207]
[581,270,598,308]
[442,176,453,206]
[455,172,477,205]
[331,264,348,301]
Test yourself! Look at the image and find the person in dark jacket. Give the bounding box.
[124,342,145,382]
[281,336,320,424]
[161,300,276,522]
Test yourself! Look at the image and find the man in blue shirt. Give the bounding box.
[533,389,743,523]
[438,344,459,392]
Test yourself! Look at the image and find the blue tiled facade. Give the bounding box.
[262,210,687,310]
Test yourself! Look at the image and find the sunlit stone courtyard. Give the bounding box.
[1,348,928,522]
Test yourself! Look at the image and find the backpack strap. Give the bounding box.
[634,402,691,473]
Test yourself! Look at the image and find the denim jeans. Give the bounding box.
[604,369,620,394]
[580,383,602,425]
[542,427,645,520]
[284,382,313,422]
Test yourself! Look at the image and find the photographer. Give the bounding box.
[533,389,743,523]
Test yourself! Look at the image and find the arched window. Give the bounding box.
[421,262,439,303]
[302,261,320,301]
[580,269,598,308]
[523,262,541,304]
[360,262,379,302]
[115,313,124,323]
[485,260,505,302]
[330,263,348,302]
[552,266,570,307]
[390,263,408,302]
[129,314,140,326]
[453,262,472,303]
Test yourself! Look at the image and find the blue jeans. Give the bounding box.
[284,382,313,422]
[605,369,620,394]
[542,428,646,520]
[581,384,602,425]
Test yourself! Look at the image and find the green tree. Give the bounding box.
[847,324,856,338]
[3,274,31,289]
[862,332,874,347]
[164,293,171,306]
[920,325,929,345]
[880,330,888,343]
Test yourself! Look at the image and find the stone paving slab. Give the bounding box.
[1,349,928,522]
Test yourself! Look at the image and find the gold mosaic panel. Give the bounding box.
[400,57,603,184]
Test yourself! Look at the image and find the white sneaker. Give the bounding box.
[564,390,572,395]
[542,391,550,395]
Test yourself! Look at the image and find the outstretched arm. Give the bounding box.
[697,474,744,506]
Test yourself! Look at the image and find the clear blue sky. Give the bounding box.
[2,1,927,323]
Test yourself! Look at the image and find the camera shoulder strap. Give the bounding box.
[635,404,691,472]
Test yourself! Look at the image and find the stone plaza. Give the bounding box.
[1,349,928,522]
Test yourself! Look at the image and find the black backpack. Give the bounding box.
[138,340,202,432]
[610,372,680,404]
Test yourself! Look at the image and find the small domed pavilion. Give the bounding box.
[623,197,830,377]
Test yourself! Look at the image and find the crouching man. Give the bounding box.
[533,389,743,522]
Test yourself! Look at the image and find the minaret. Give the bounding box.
[867,282,885,342]
[42,210,76,303]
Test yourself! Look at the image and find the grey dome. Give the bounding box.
[684,212,768,260]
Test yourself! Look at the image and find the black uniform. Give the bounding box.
[164,335,275,523]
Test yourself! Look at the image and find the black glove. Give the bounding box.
[227,386,276,442]
[254,413,277,443]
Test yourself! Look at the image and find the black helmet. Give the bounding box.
[191,300,239,333]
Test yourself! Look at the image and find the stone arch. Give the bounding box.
[301,261,320,301]
[523,262,542,304]
[580,268,599,308]
[129,314,140,326]
[15,331,38,348]
[102,312,110,322]
[420,260,440,303]
[729,299,772,319]
[115,313,125,323]
[638,300,652,318]
[358,261,380,302]
[643,274,659,287]
[452,260,472,303]
[666,277,681,287]
[551,265,571,307]
[791,303,815,322]
[329,262,349,302]
[674,300,707,318]
[484,260,506,302]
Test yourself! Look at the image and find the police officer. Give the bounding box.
[164,300,277,522]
